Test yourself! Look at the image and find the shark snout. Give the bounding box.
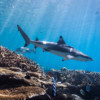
[74,53,93,62]
[88,57,93,61]
[82,55,93,61]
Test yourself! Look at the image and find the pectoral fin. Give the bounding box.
[43,48,50,52]
[33,46,37,53]
[66,55,75,59]
[62,57,69,61]
[62,55,75,61]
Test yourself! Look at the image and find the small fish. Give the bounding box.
[86,85,90,92]
[52,77,57,97]
[15,47,33,54]
[80,89,85,96]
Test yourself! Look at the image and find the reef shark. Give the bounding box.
[15,47,33,54]
[17,25,93,62]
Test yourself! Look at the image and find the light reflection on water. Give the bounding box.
[0,0,100,72]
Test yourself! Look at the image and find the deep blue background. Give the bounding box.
[0,0,100,72]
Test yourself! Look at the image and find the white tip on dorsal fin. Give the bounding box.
[57,36,66,45]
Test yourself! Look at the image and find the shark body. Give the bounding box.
[17,25,93,62]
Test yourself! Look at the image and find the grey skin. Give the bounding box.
[17,25,93,62]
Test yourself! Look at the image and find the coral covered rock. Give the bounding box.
[0,86,45,100]
[0,46,47,100]
[0,45,100,100]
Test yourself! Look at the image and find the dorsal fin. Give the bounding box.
[57,36,66,45]
[36,37,39,41]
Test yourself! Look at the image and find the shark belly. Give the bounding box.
[49,50,66,57]
[72,56,92,62]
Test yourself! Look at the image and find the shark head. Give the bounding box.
[72,50,93,62]
[75,55,93,62]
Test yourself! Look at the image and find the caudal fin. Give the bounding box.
[17,25,31,47]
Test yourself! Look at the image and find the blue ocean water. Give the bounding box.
[0,0,100,72]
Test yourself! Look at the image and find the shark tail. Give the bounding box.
[17,25,31,47]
